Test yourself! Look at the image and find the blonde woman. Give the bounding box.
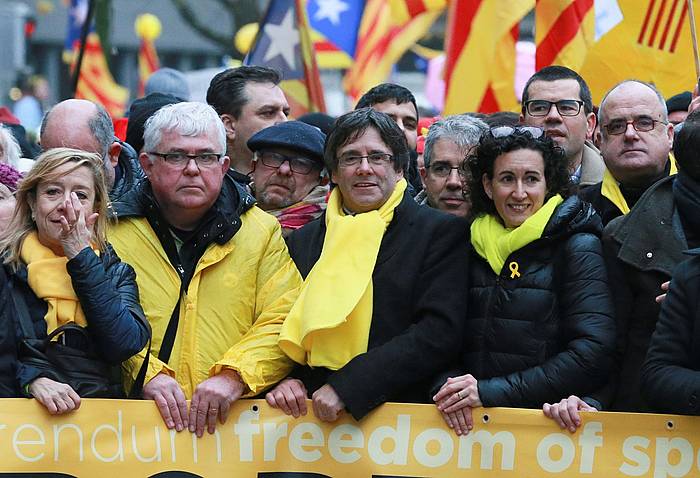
[0,148,149,413]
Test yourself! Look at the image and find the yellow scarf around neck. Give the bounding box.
[470,195,564,275]
[20,231,89,332]
[279,178,407,370]
[601,154,677,215]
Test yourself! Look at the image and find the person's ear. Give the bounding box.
[586,112,597,140]
[108,142,121,168]
[482,173,493,200]
[139,152,154,177]
[220,114,236,142]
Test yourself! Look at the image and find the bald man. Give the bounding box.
[40,99,143,204]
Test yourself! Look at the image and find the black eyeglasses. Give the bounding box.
[524,99,584,117]
[337,152,393,168]
[602,116,668,135]
[427,163,462,178]
[490,126,545,139]
[149,152,224,167]
[257,151,320,174]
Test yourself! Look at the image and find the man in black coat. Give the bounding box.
[578,80,675,226]
[265,108,469,421]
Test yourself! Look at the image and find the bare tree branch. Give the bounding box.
[169,0,234,54]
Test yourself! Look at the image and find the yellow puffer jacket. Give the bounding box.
[110,206,302,398]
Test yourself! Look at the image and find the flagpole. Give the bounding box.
[688,0,700,79]
[71,0,97,96]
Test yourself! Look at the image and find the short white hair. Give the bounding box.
[143,102,226,156]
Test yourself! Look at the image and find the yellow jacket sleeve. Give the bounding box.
[210,219,302,395]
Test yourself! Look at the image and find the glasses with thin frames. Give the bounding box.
[149,152,223,167]
[428,163,462,179]
[258,151,320,174]
[524,99,584,117]
[602,116,668,135]
[337,152,393,169]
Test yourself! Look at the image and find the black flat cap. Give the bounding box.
[666,91,691,113]
[247,121,326,166]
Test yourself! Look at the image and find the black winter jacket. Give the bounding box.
[0,245,149,394]
[287,192,470,420]
[641,248,700,415]
[440,196,615,408]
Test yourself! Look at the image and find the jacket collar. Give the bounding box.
[579,141,606,187]
[609,175,686,274]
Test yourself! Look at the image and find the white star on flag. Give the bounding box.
[313,0,349,26]
[263,9,300,69]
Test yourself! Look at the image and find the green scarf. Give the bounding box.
[470,195,564,275]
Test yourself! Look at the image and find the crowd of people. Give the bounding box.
[0,63,699,440]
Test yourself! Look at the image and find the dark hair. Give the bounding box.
[206,66,281,118]
[673,109,700,180]
[355,83,419,121]
[467,129,572,218]
[522,66,593,115]
[484,111,520,128]
[324,108,409,173]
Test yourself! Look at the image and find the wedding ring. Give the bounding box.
[457,390,464,400]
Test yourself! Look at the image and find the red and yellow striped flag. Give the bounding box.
[343,0,441,101]
[443,0,534,115]
[73,32,129,117]
[135,14,162,97]
[536,0,595,71]
[389,0,448,23]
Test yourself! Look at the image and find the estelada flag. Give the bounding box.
[246,0,326,117]
[443,0,534,114]
[308,0,364,69]
[580,0,699,102]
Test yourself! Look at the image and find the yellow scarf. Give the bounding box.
[470,195,564,275]
[20,231,88,332]
[279,178,407,370]
[601,154,677,215]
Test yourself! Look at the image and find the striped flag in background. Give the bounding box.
[535,0,595,71]
[246,0,326,117]
[579,0,698,102]
[343,0,441,102]
[443,0,534,115]
[308,0,365,69]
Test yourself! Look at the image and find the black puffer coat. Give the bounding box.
[443,196,615,408]
[0,245,150,394]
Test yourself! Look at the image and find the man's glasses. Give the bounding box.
[602,116,668,135]
[337,152,393,168]
[149,152,224,167]
[427,163,462,178]
[258,151,320,174]
[524,99,584,117]
[490,126,545,139]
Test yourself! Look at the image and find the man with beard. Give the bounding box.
[520,66,604,188]
[248,121,328,237]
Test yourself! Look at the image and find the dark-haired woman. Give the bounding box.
[433,127,615,435]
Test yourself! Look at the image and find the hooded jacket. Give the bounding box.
[446,196,615,408]
[109,175,303,398]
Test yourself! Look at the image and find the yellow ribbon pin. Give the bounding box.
[509,261,520,279]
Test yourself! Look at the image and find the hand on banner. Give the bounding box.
[312,384,345,422]
[29,377,81,415]
[266,378,308,418]
[189,369,245,438]
[440,407,473,436]
[655,281,670,303]
[543,395,597,433]
[143,373,189,432]
[433,374,482,411]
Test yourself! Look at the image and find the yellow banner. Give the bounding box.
[1,399,699,477]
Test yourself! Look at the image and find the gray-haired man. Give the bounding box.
[416,114,488,218]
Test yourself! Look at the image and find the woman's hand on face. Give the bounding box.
[59,192,98,259]
[433,374,482,413]
[29,377,81,415]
